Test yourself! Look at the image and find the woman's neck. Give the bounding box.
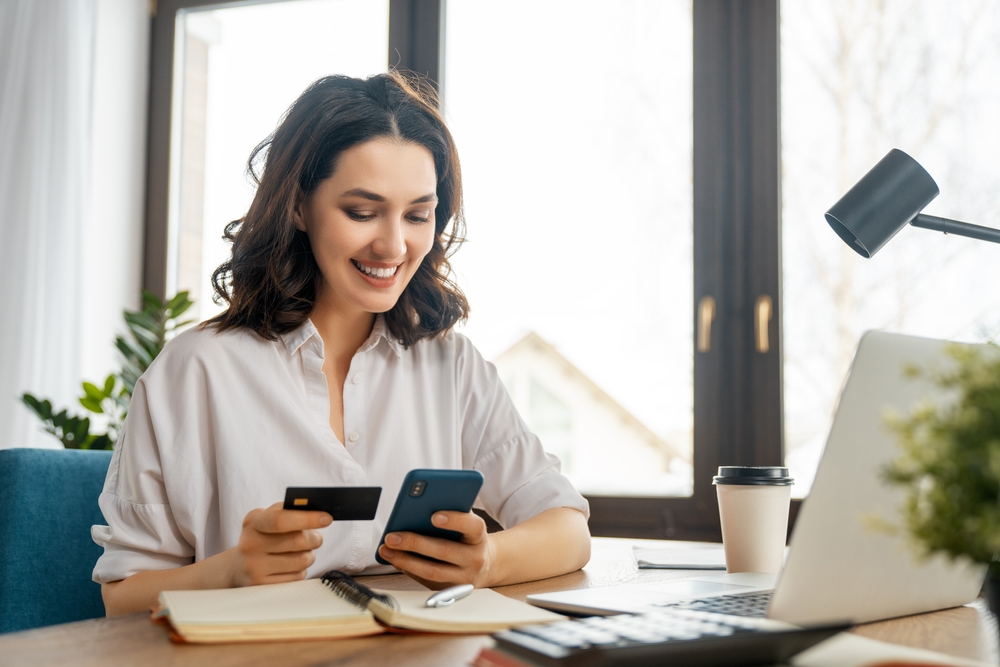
[308,299,376,365]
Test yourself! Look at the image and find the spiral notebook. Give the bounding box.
[156,570,564,643]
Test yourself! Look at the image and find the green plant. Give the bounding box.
[21,291,194,450]
[882,343,1000,573]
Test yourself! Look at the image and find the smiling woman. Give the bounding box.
[92,71,591,615]
[208,73,468,347]
[293,140,438,323]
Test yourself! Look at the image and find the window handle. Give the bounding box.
[755,295,773,354]
[697,296,716,353]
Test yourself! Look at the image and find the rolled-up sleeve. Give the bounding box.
[91,377,195,583]
[475,433,590,528]
[454,335,590,528]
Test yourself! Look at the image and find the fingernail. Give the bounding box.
[386,533,401,546]
[320,513,332,526]
[433,513,448,525]
[381,547,396,558]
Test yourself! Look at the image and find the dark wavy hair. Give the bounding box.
[207,70,468,347]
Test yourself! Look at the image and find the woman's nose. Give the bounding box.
[372,216,406,258]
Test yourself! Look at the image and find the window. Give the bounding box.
[444,0,694,497]
[781,0,1000,495]
[146,0,811,541]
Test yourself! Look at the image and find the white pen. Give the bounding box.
[425,583,474,608]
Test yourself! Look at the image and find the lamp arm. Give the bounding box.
[910,214,1000,245]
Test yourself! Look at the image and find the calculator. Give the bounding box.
[486,608,846,667]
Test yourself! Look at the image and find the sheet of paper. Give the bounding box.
[792,633,990,667]
[633,544,727,570]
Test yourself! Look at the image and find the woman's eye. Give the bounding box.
[346,210,375,221]
[408,212,432,224]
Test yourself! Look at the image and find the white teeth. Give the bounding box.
[355,261,398,278]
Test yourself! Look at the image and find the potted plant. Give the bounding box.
[21,291,193,449]
[882,342,1000,624]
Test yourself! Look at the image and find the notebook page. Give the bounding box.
[368,588,564,632]
[161,579,370,625]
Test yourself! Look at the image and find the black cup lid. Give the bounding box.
[713,466,794,486]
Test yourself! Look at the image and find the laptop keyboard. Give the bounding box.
[657,591,774,617]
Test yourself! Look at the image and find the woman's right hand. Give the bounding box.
[230,502,332,587]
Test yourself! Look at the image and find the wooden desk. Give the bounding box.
[2,538,996,666]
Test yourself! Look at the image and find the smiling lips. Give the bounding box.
[352,259,400,284]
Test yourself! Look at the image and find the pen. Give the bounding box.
[425,583,474,608]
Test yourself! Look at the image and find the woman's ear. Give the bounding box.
[292,198,308,233]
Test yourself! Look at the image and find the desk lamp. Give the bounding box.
[825,148,1000,257]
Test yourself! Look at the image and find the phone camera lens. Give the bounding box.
[409,481,426,497]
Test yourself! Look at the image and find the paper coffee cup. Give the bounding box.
[713,466,793,574]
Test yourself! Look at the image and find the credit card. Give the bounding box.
[283,487,381,521]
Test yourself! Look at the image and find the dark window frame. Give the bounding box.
[144,0,795,542]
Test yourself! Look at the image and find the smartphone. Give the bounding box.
[375,469,484,565]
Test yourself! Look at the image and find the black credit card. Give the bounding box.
[283,487,382,521]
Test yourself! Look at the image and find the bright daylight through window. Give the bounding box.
[781,0,1000,496]
[445,0,694,497]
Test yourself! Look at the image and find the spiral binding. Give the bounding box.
[320,570,398,610]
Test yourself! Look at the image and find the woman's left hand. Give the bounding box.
[377,511,494,589]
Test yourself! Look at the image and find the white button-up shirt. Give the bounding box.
[91,317,589,584]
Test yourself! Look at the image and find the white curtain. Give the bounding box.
[0,0,97,449]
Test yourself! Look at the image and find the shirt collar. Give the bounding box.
[280,315,404,359]
[359,315,405,358]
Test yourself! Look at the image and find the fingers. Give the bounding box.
[379,512,490,586]
[243,527,324,554]
[242,550,317,586]
[381,531,472,566]
[379,543,466,584]
[430,511,488,544]
[234,504,331,587]
[380,511,486,559]
[244,505,332,534]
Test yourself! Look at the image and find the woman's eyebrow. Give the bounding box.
[340,188,437,205]
[341,188,386,202]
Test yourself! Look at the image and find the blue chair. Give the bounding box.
[0,447,112,633]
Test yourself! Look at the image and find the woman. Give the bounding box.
[93,71,591,616]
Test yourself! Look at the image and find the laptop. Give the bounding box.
[529,331,988,626]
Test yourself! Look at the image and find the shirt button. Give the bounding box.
[351,374,363,385]
[348,432,360,442]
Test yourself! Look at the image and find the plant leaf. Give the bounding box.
[75,418,91,443]
[79,396,104,414]
[141,290,163,312]
[166,291,190,313]
[21,394,47,419]
[117,337,153,368]
[124,312,160,340]
[103,374,116,396]
[89,434,114,450]
[82,382,104,401]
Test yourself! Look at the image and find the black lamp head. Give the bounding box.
[825,149,939,258]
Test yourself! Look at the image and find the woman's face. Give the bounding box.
[295,138,438,319]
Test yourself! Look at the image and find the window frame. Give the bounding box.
[143,0,796,542]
